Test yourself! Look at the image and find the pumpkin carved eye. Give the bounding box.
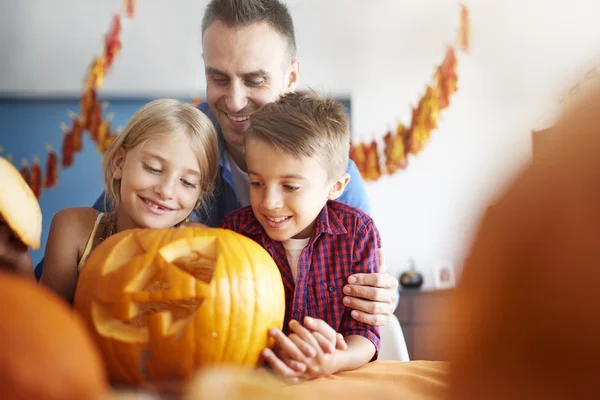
[74,228,285,386]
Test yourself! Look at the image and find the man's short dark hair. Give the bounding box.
[201,0,296,60]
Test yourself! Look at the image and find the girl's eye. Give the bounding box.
[284,185,300,191]
[181,179,197,189]
[250,181,263,188]
[143,163,161,173]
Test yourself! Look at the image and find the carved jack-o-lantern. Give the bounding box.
[73,227,285,386]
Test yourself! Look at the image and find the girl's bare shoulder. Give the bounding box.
[49,207,101,242]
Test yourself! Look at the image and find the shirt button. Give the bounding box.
[328,286,336,293]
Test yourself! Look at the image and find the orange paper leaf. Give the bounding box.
[44,145,59,189]
[456,4,471,53]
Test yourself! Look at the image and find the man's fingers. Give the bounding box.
[342,284,393,303]
[346,272,398,289]
[343,295,394,315]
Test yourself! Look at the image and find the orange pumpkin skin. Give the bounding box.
[0,271,108,400]
[73,227,286,386]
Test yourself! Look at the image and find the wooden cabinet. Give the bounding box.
[394,289,454,361]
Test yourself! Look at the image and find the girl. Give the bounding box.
[39,98,219,303]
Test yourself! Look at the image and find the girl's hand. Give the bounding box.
[0,222,34,279]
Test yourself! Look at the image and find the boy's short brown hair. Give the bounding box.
[246,90,350,180]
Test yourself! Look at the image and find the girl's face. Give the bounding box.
[112,131,203,230]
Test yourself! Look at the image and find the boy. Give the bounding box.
[221,91,381,381]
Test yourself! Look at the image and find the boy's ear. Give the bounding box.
[328,173,351,200]
[111,148,126,180]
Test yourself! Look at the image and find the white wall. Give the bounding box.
[1,0,599,287]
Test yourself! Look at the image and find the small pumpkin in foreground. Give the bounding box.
[74,227,286,386]
[0,271,108,400]
[0,156,42,249]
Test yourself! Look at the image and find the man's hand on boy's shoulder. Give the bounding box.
[343,249,399,326]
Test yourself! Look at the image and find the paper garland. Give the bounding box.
[2,1,470,195]
[350,4,470,181]
[3,0,137,200]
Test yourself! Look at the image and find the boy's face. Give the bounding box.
[246,138,349,241]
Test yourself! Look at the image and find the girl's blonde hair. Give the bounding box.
[102,98,220,217]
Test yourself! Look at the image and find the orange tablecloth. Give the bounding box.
[285,360,448,400]
[104,360,449,399]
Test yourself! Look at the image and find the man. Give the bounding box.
[33,0,398,326]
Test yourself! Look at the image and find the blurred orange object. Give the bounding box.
[446,87,600,400]
[0,271,108,400]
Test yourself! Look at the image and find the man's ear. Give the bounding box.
[111,148,126,180]
[285,59,300,92]
[328,173,351,200]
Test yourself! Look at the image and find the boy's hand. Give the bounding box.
[343,248,399,326]
[301,316,347,353]
[263,317,347,381]
[288,317,344,379]
[0,222,34,279]
[261,328,308,383]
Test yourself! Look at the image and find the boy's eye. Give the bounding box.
[284,185,300,192]
[143,163,161,173]
[250,181,263,188]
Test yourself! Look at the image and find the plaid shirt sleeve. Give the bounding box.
[340,218,382,359]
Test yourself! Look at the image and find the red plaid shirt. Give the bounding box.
[221,200,381,356]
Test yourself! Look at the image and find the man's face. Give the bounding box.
[202,21,299,152]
